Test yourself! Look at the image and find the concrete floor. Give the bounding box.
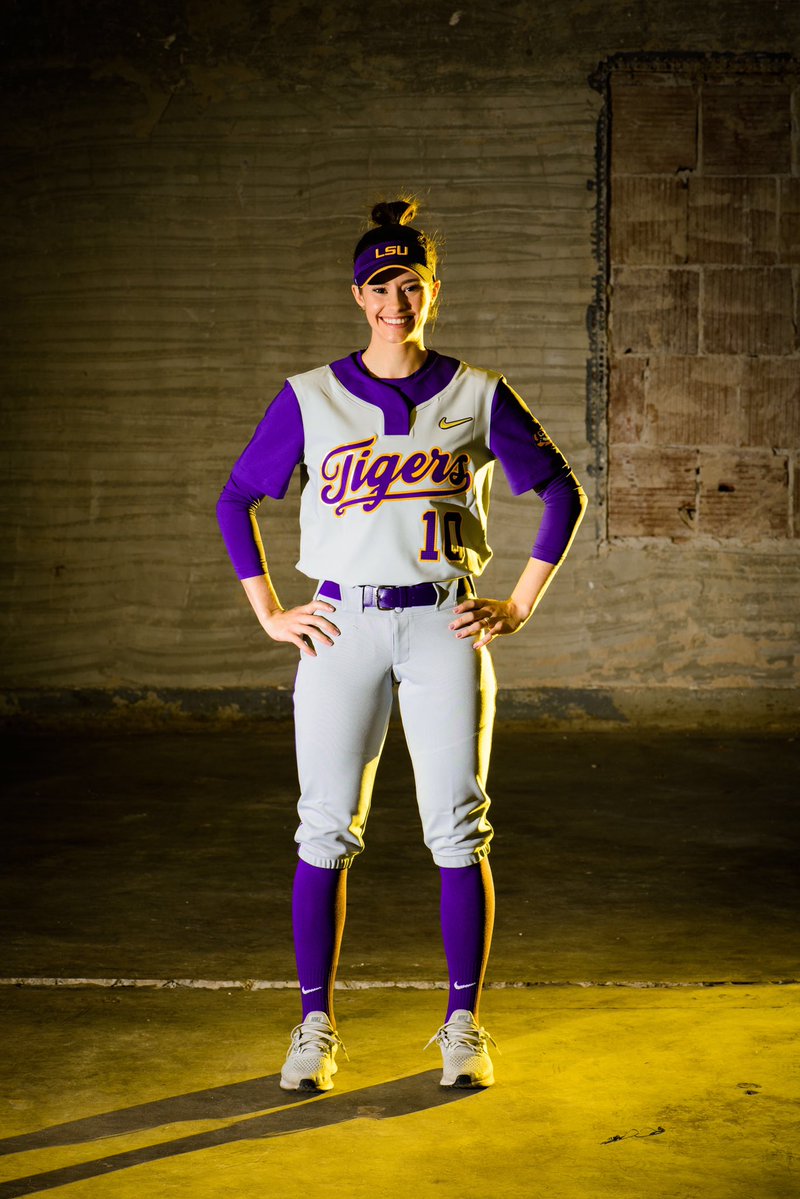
[1,725,799,1197]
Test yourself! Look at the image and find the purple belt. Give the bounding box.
[319,579,467,610]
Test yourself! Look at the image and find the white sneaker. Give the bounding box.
[425,1009,497,1088]
[279,1011,346,1092]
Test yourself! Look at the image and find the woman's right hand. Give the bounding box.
[261,601,340,657]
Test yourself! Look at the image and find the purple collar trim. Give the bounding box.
[329,351,460,435]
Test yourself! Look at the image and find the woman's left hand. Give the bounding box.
[449,597,530,650]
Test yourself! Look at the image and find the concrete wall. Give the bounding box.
[1,1,798,727]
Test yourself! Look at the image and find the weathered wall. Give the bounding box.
[1,1,798,726]
[608,70,798,541]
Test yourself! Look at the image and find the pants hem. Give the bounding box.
[297,847,356,870]
[432,845,492,869]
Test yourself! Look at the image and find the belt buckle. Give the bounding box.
[376,586,395,611]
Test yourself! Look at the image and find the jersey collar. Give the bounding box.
[329,351,460,435]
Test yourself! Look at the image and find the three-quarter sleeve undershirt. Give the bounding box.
[216,354,586,580]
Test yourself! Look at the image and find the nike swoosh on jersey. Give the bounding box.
[438,416,474,430]
[301,985,323,995]
[453,980,477,990]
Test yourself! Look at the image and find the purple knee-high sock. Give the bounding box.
[292,859,347,1024]
[440,859,495,1021]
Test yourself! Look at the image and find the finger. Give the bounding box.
[473,628,495,649]
[298,618,340,646]
[304,628,336,647]
[460,609,496,628]
[449,609,489,631]
[285,631,316,656]
[303,601,336,613]
[454,621,485,639]
[476,615,501,638]
[452,600,480,615]
[299,633,318,657]
[304,616,341,637]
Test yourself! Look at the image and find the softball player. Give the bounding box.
[217,199,586,1092]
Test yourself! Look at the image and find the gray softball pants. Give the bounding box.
[293,578,496,869]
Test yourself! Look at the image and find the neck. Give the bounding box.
[360,339,429,380]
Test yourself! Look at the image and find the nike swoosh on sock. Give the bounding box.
[301,985,323,995]
[454,981,477,990]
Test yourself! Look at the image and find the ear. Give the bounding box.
[351,283,366,309]
[431,279,441,303]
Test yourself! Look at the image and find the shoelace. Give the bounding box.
[288,1022,350,1061]
[423,1021,499,1055]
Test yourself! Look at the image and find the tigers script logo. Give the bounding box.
[320,436,473,515]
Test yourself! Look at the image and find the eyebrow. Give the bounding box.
[367,276,421,287]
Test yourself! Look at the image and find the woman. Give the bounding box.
[216,198,586,1093]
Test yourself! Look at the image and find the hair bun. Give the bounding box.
[371,198,418,228]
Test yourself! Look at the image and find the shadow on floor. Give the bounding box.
[0,1070,480,1198]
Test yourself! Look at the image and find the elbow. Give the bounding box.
[571,487,589,534]
[215,488,231,530]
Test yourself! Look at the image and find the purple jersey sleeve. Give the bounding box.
[215,382,305,579]
[228,382,304,499]
[489,379,587,564]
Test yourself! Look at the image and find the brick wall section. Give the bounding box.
[609,446,698,537]
[608,68,800,541]
[699,450,789,538]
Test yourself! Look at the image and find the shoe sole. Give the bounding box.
[280,1076,334,1092]
[442,1072,495,1088]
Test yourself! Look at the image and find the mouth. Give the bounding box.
[380,316,413,327]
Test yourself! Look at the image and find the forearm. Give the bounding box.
[216,476,269,580]
[509,556,559,622]
[531,468,587,564]
[452,551,571,648]
[513,478,587,621]
[240,571,338,657]
[241,572,283,629]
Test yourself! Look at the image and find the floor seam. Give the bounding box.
[1,977,797,990]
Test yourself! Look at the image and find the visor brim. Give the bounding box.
[355,261,435,288]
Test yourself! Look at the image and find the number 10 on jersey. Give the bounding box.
[419,509,465,563]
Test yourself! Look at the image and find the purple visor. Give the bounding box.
[353,239,435,288]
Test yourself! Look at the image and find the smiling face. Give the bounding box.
[352,268,441,348]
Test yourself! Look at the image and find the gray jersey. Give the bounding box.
[290,361,499,585]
